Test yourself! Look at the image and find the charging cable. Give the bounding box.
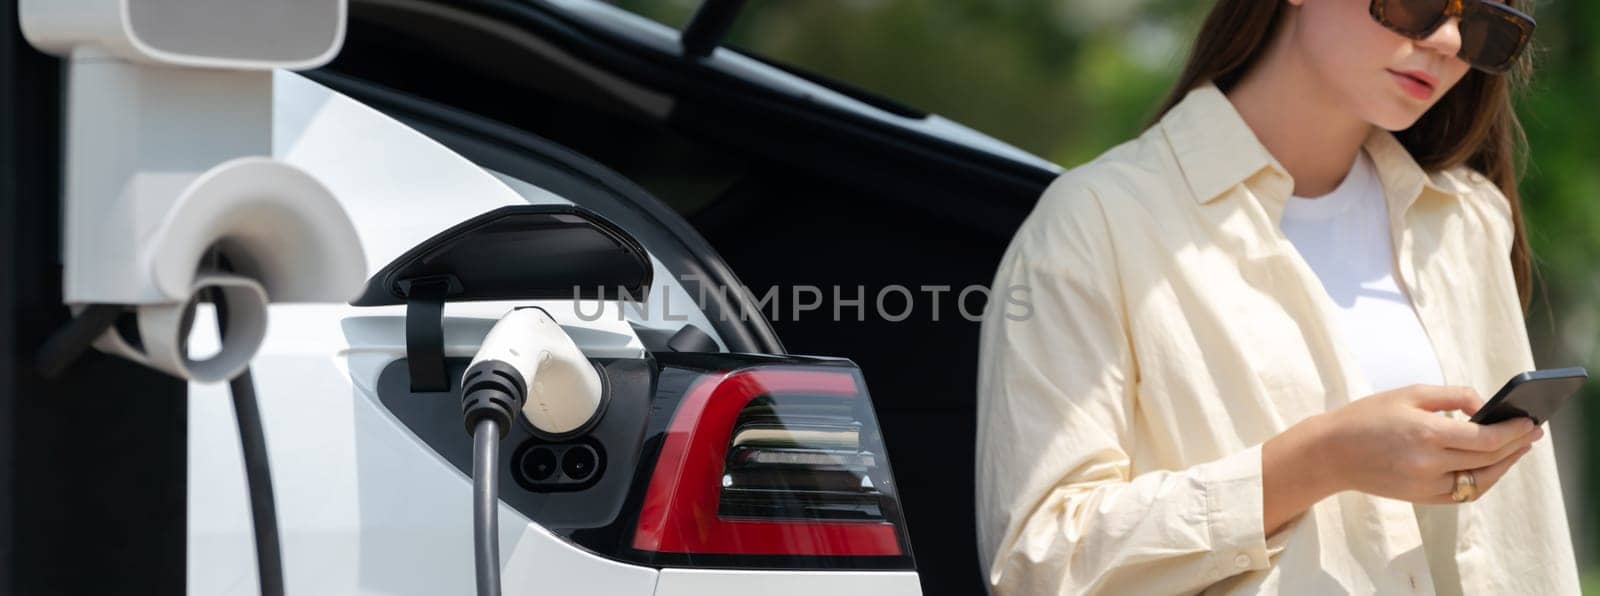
[36,271,285,596]
[457,306,605,596]
[210,284,285,596]
[460,370,521,596]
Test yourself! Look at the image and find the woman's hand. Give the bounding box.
[1262,384,1543,536]
[1315,384,1542,504]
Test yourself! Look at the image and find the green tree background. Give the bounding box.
[615,0,1600,589]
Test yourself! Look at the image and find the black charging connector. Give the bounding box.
[461,360,526,439]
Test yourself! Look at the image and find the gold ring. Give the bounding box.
[1451,470,1478,503]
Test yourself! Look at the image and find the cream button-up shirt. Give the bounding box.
[975,81,1580,595]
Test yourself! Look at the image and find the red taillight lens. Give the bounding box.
[632,367,909,558]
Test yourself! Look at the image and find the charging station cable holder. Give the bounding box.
[20,0,363,382]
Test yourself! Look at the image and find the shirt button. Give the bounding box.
[1234,554,1251,569]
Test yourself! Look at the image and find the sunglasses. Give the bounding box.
[1369,0,1536,74]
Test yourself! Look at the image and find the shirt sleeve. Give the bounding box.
[974,177,1292,596]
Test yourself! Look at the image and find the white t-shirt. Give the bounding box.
[1278,147,1445,394]
[1279,148,1460,591]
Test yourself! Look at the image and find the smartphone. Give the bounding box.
[1469,367,1589,425]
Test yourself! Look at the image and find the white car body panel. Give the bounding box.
[188,72,753,594]
[653,569,922,596]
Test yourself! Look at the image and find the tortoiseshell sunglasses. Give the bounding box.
[1369,0,1536,74]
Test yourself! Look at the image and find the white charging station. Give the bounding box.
[20,0,345,69]
[20,0,363,382]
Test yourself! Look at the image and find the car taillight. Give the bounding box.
[632,365,912,562]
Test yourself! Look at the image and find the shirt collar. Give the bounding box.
[1157,80,1453,217]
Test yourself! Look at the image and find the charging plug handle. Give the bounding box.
[461,360,527,440]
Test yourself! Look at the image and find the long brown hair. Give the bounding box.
[1148,1,1539,314]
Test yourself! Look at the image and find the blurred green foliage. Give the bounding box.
[614,0,1600,576]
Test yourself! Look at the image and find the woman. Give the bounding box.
[975,0,1578,594]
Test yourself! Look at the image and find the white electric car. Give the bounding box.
[2,1,1064,595]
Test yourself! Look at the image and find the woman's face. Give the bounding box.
[1289,0,1475,130]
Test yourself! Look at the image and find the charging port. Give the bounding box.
[512,440,606,491]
